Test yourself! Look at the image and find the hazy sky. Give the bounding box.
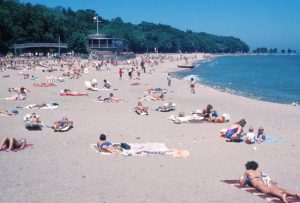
[24,0,300,51]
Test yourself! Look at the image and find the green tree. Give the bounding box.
[67,32,87,53]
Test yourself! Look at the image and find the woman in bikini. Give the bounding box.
[134,102,148,115]
[0,137,26,151]
[53,117,73,131]
[226,119,246,141]
[97,134,120,154]
[240,161,299,203]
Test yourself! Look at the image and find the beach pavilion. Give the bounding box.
[86,33,127,55]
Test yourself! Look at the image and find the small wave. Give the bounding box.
[182,75,201,82]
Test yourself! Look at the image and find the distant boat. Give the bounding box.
[177,65,195,69]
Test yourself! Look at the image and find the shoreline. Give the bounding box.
[171,54,300,106]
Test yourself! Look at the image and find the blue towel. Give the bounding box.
[240,135,284,143]
[264,136,284,143]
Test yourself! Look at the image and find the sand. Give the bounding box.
[0,54,299,203]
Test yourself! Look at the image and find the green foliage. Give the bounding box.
[255,47,268,53]
[0,0,250,54]
[67,32,86,53]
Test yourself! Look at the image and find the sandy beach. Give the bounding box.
[1,53,299,203]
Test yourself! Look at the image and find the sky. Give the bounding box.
[24,0,300,51]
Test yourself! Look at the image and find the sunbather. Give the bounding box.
[0,137,26,151]
[17,103,59,109]
[5,87,28,100]
[141,93,165,101]
[134,102,148,115]
[103,79,111,89]
[27,113,42,124]
[144,88,167,95]
[195,104,217,122]
[96,134,121,154]
[53,116,73,131]
[0,109,18,116]
[106,93,125,103]
[33,82,56,87]
[60,89,88,96]
[240,161,300,203]
[156,102,176,112]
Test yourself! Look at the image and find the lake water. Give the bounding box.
[177,55,300,104]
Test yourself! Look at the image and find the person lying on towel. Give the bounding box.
[0,137,26,151]
[240,161,300,202]
[0,109,18,116]
[106,93,125,103]
[156,102,175,112]
[134,102,149,115]
[97,134,121,154]
[28,113,42,124]
[53,116,73,131]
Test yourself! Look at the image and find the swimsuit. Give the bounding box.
[98,141,112,148]
[58,120,66,126]
[226,128,238,138]
[246,174,271,187]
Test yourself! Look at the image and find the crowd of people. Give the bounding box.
[1,53,298,202]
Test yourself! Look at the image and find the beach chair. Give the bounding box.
[85,81,100,91]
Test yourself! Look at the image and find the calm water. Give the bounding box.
[178,55,300,104]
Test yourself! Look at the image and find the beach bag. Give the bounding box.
[120,143,131,150]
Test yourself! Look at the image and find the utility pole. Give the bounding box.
[58,35,61,55]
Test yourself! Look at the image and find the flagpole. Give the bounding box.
[96,17,99,35]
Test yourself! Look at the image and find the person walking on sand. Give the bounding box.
[141,60,145,73]
[119,68,123,80]
[190,77,195,94]
[167,73,172,86]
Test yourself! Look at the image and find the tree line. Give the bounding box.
[0,0,250,54]
[253,48,297,54]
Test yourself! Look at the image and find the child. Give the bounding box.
[103,79,111,89]
[256,127,266,143]
[118,68,123,80]
[190,77,195,94]
[245,126,255,144]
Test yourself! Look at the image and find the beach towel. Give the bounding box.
[91,143,174,156]
[23,114,43,130]
[33,83,56,87]
[60,92,88,96]
[156,107,175,112]
[0,144,33,152]
[25,122,43,130]
[130,109,148,116]
[221,180,300,203]
[220,129,284,144]
[53,123,73,132]
[156,103,176,112]
[264,136,284,143]
[90,144,119,155]
[144,88,167,95]
[168,114,204,124]
[21,103,59,110]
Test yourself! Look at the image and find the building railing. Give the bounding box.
[11,43,68,49]
[88,44,117,48]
